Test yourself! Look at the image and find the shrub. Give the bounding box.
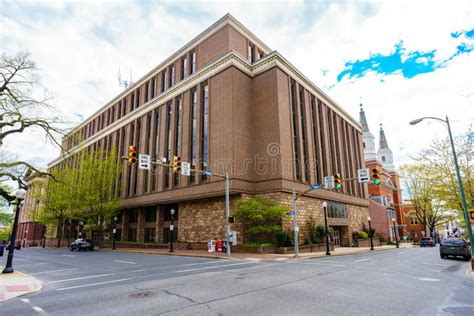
[358,230,369,239]
[370,228,376,237]
[312,236,322,244]
[234,198,289,242]
[386,241,396,245]
[275,231,293,247]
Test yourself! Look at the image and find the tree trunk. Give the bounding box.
[97,215,103,249]
[56,221,65,248]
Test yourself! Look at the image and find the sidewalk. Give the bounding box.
[108,243,414,261]
[0,271,42,301]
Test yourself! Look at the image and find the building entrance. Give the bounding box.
[333,230,341,247]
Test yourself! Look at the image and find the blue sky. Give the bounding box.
[1,0,473,171]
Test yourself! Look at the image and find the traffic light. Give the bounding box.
[334,173,342,189]
[128,146,138,164]
[173,156,181,173]
[372,168,381,185]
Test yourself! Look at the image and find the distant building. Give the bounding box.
[360,104,405,241]
[17,168,46,247]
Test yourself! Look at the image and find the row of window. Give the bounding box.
[326,201,348,219]
[63,50,198,151]
[289,79,365,199]
[247,42,265,63]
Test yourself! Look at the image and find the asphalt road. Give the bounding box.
[1,246,473,315]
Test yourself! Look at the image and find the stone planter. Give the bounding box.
[274,242,335,254]
[232,245,275,254]
[353,237,381,247]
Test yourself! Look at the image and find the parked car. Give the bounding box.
[70,239,94,251]
[420,237,435,247]
[440,237,471,260]
[0,243,4,256]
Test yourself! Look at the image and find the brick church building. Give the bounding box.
[359,104,406,241]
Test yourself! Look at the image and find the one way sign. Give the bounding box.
[357,168,370,183]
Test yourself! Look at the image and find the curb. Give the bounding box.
[0,271,43,302]
[297,245,409,260]
[103,249,235,261]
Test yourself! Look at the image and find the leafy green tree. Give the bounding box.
[34,167,77,247]
[413,132,473,223]
[76,148,121,247]
[400,164,452,236]
[234,198,289,243]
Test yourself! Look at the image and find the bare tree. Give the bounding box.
[0,52,65,201]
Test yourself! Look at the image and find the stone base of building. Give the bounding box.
[353,238,381,247]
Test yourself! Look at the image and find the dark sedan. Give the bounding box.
[440,237,471,260]
[420,237,435,247]
[70,238,94,251]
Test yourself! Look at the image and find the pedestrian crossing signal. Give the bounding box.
[128,146,138,164]
[173,156,182,173]
[334,173,342,189]
[372,168,380,185]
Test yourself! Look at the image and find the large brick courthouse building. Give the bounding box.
[23,14,370,247]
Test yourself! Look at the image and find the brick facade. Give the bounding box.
[32,14,370,247]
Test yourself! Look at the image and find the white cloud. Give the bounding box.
[1,0,473,177]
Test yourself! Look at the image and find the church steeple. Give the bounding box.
[359,101,377,161]
[377,123,395,172]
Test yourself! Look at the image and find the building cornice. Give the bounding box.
[50,51,362,167]
[66,14,271,137]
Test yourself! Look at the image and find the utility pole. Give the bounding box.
[292,189,298,257]
[225,173,231,256]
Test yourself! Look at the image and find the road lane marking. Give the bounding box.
[245,258,261,261]
[21,298,31,303]
[57,278,132,291]
[129,260,226,273]
[113,260,136,264]
[292,262,345,267]
[355,259,370,263]
[49,273,113,284]
[177,261,255,273]
[418,277,441,282]
[32,306,47,314]
[422,262,450,267]
[31,268,78,275]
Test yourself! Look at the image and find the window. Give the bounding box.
[191,51,196,74]
[151,78,156,99]
[128,209,137,223]
[136,89,140,108]
[115,229,122,241]
[326,202,347,219]
[299,88,310,182]
[127,228,137,242]
[145,207,157,222]
[144,228,156,243]
[152,110,160,191]
[165,102,173,188]
[201,85,209,180]
[181,57,187,80]
[382,156,386,163]
[131,93,135,111]
[174,98,183,186]
[144,82,149,103]
[161,70,166,92]
[169,65,175,88]
[190,90,198,183]
[248,44,255,63]
[133,119,141,195]
[290,81,301,181]
[363,142,366,149]
[409,213,418,225]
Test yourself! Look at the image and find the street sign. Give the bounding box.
[170,225,174,231]
[310,184,322,190]
[181,161,191,176]
[203,170,213,176]
[138,154,151,170]
[324,176,335,189]
[295,226,299,232]
[357,168,370,183]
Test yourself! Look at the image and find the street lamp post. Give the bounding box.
[112,216,118,250]
[2,188,26,274]
[368,216,374,250]
[323,201,331,256]
[393,220,399,248]
[169,208,175,253]
[410,116,474,269]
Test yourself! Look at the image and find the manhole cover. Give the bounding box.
[129,291,157,298]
